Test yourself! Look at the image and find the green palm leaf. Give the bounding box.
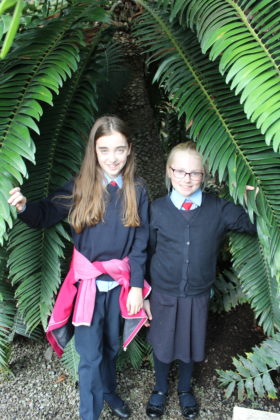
[0,2,110,244]
[169,0,280,152]
[0,246,15,372]
[8,221,70,331]
[117,330,152,370]
[230,231,280,336]
[133,3,280,279]
[217,333,280,400]
[61,337,79,381]
[6,26,124,334]
[211,268,246,313]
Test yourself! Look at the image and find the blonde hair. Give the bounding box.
[165,141,207,191]
[69,116,140,233]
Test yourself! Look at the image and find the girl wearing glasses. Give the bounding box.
[145,141,257,419]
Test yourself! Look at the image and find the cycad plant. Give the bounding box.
[0,0,280,402]
[0,0,126,372]
[133,0,280,400]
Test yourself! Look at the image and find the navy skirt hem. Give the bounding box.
[147,289,210,364]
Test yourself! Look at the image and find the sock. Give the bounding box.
[153,353,170,393]
[177,360,193,393]
[149,353,170,405]
[178,361,196,407]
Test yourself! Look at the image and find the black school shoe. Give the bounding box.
[178,391,199,419]
[146,390,168,418]
[108,402,130,419]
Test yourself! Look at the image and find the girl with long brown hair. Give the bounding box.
[8,115,150,420]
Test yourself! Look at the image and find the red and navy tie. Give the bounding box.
[110,181,117,186]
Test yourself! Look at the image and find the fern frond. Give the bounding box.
[169,0,280,152]
[118,330,152,370]
[210,268,246,314]
[133,3,280,279]
[9,311,43,341]
[0,246,15,372]
[0,2,110,244]
[217,333,280,400]
[6,23,123,332]
[61,337,79,381]
[230,231,280,336]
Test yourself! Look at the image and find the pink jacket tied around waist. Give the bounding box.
[46,248,151,357]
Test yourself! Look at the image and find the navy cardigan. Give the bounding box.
[18,179,149,288]
[149,193,257,297]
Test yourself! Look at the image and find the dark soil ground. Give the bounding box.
[127,303,280,420]
[112,303,280,420]
[194,303,265,384]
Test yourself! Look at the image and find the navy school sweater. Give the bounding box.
[149,193,257,297]
[18,179,149,288]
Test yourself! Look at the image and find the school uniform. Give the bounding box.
[18,176,149,420]
[147,189,256,364]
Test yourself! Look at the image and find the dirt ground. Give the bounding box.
[194,303,266,384]
[1,303,279,420]
[114,303,280,420]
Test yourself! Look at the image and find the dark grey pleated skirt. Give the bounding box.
[147,289,210,364]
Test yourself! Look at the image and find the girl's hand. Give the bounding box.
[126,287,143,315]
[8,187,27,212]
[143,299,152,327]
[244,185,259,205]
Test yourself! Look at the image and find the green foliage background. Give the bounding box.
[0,0,279,401]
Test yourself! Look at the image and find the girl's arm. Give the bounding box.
[126,184,149,314]
[8,180,73,229]
[221,193,257,234]
[145,202,157,283]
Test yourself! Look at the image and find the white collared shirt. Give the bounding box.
[170,188,202,210]
[103,173,123,188]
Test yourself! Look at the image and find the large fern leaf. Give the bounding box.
[210,268,247,314]
[133,3,280,280]
[5,50,99,332]
[6,32,125,339]
[0,246,15,372]
[230,231,280,336]
[61,337,79,381]
[168,0,280,152]
[217,333,280,400]
[0,2,110,244]
[117,330,152,370]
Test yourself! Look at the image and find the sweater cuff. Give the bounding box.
[17,204,26,214]
[130,277,144,289]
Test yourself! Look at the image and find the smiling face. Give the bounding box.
[95,131,131,178]
[167,149,204,197]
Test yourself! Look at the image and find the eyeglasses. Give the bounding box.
[170,167,204,180]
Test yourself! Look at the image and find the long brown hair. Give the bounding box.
[69,115,140,234]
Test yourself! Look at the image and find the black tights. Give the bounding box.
[153,353,193,393]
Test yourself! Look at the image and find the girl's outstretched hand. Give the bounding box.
[244,185,259,205]
[126,286,143,315]
[143,299,152,327]
[8,187,27,212]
